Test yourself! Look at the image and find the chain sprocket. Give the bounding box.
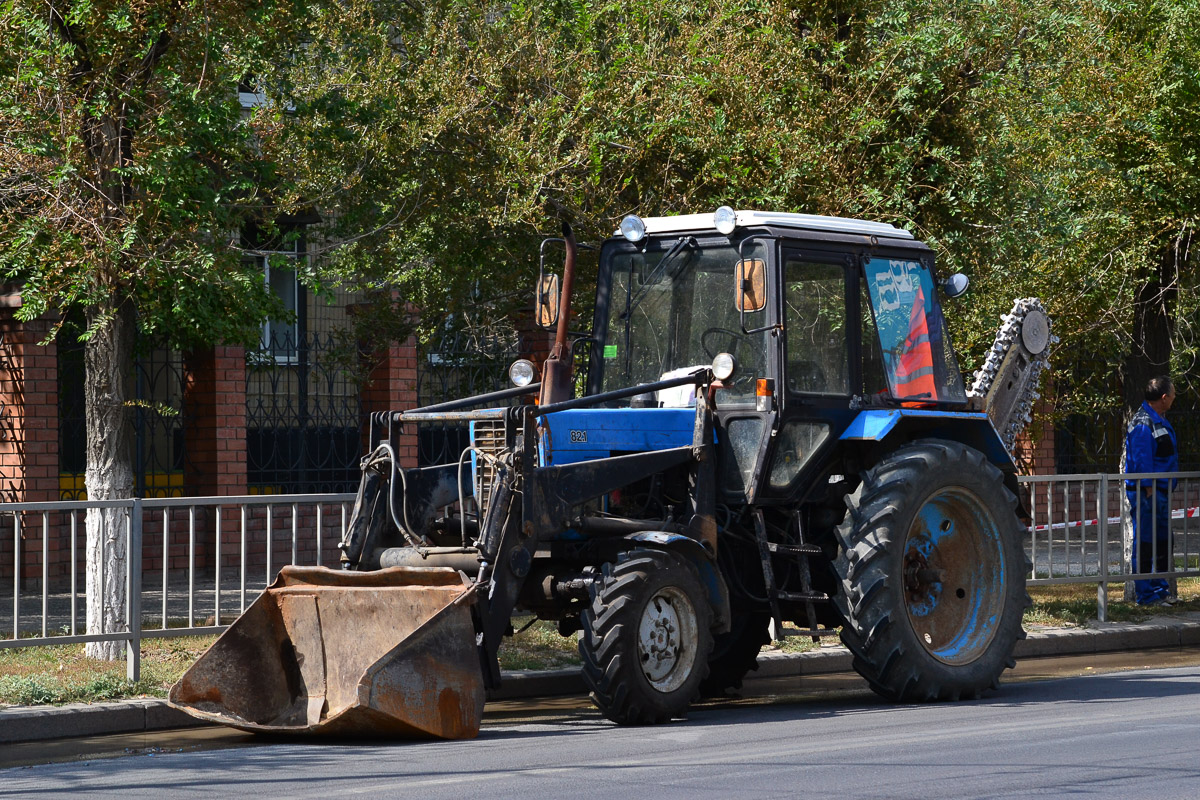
[968,297,1056,453]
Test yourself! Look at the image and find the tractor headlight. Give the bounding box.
[619,214,646,243]
[711,352,737,381]
[509,359,536,387]
[714,205,737,235]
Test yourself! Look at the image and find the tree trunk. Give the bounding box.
[84,300,136,661]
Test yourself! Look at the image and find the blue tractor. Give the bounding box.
[172,209,1050,739]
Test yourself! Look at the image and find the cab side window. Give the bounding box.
[860,280,888,395]
[784,258,849,395]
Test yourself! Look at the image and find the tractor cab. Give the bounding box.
[585,208,971,502]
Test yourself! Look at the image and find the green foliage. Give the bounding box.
[974,0,1200,417]
[271,0,1197,373]
[0,634,216,705]
[0,0,299,348]
[0,671,156,705]
[2,0,1195,434]
[258,0,1047,332]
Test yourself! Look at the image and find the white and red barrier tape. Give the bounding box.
[1028,506,1200,533]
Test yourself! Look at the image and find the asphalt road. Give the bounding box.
[4,650,1200,799]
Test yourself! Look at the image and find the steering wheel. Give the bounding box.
[701,326,751,360]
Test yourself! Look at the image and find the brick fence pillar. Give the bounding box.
[516,308,555,372]
[183,346,247,576]
[0,311,60,505]
[360,331,420,470]
[514,306,559,408]
[184,346,248,496]
[0,306,63,582]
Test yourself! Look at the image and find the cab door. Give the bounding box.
[712,237,782,506]
[759,248,860,502]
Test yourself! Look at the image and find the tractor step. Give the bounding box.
[767,541,822,556]
[776,625,841,638]
[772,590,829,604]
[752,509,830,645]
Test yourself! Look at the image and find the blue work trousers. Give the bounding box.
[1128,489,1171,604]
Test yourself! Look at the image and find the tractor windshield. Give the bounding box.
[863,257,966,404]
[598,238,770,406]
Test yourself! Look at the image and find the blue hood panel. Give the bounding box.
[541,408,695,466]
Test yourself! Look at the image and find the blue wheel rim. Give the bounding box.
[902,488,1005,665]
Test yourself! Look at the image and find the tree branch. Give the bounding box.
[46,1,92,81]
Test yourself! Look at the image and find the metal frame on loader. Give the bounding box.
[171,208,1050,738]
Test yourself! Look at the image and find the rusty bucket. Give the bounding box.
[168,565,484,739]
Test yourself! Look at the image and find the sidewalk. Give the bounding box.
[4,612,1200,745]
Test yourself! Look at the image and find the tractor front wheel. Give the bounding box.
[581,549,714,724]
[834,439,1029,701]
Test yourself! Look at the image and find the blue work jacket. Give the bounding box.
[1124,402,1178,493]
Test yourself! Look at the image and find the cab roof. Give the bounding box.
[618,210,915,240]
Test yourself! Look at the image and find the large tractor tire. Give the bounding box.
[699,611,771,697]
[580,549,714,724]
[834,439,1029,702]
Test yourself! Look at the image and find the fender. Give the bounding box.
[625,531,731,635]
[841,409,1015,471]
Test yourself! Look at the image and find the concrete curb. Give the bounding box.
[3,619,1198,745]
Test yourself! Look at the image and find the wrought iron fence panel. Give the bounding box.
[132,349,190,497]
[247,330,362,493]
[58,337,190,500]
[1050,352,1198,473]
[57,333,86,500]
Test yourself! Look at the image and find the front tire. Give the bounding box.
[834,439,1029,702]
[580,549,714,724]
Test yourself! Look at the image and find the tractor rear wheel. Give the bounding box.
[580,549,713,724]
[699,611,771,697]
[834,439,1029,701]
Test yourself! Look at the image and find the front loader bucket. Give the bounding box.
[168,565,484,740]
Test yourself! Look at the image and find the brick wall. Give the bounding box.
[1012,396,1057,476]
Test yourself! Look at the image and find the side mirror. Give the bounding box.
[735,258,766,313]
[942,272,969,299]
[537,274,560,328]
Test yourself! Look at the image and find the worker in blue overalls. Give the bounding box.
[1124,375,1179,606]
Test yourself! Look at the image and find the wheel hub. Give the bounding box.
[640,597,681,681]
[637,587,699,692]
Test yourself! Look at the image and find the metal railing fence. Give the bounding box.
[2,472,1198,680]
[1019,471,1200,621]
[1,493,353,681]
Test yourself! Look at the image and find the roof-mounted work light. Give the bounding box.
[714,206,737,235]
[620,215,646,243]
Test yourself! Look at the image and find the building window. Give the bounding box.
[243,226,304,364]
